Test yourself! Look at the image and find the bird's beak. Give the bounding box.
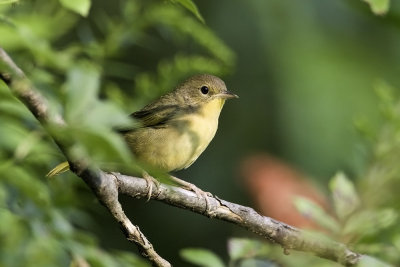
[216,90,239,99]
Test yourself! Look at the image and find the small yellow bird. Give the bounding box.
[48,74,238,199]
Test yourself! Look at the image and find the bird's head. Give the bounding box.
[176,74,238,109]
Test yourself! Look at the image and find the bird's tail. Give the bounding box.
[46,161,70,177]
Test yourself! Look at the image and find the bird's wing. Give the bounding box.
[117,93,180,131]
[130,103,179,128]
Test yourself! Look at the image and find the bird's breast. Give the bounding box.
[127,98,225,172]
[174,98,225,169]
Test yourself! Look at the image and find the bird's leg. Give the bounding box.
[142,171,160,201]
[169,175,211,211]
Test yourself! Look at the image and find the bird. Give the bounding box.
[48,74,238,203]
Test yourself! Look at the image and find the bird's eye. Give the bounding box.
[200,86,209,95]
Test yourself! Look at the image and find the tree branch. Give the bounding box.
[0,47,171,267]
[117,173,360,265]
[0,47,362,266]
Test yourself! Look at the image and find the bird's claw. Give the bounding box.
[188,185,212,212]
[169,175,211,212]
[143,172,160,201]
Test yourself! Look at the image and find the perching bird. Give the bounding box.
[48,74,238,202]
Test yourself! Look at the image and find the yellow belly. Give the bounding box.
[125,98,224,172]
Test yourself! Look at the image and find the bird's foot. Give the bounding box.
[169,175,212,212]
[142,171,160,201]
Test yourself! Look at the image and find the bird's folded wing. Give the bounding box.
[130,104,179,128]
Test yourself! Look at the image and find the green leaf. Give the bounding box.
[294,197,340,233]
[180,248,225,267]
[329,172,360,220]
[81,101,133,130]
[227,238,269,262]
[343,209,397,237]
[62,126,134,168]
[362,0,390,15]
[65,63,100,123]
[63,62,132,133]
[171,0,205,23]
[59,0,91,17]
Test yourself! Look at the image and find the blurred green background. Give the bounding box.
[1,0,400,266]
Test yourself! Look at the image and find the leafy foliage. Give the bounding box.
[0,0,233,265]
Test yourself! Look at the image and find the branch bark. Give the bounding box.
[0,47,362,266]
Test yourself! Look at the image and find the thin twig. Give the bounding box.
[0,47,362,266]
